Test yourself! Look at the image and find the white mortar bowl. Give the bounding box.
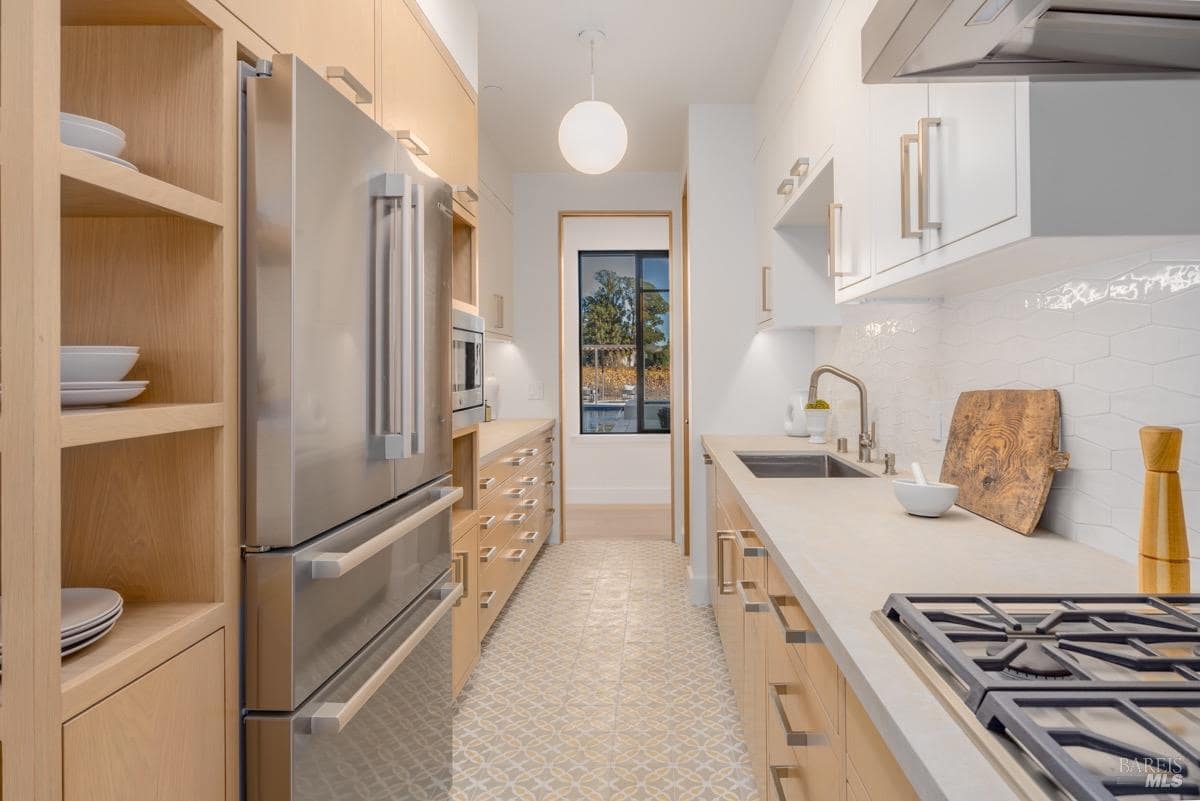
[893,479,959,518]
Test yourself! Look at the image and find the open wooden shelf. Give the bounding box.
[60,601,224,720]
[60,144,223,225]
[61,402,224,448]
[62,0,207,26]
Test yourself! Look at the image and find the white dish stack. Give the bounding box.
[61,345,148,406]
[60,111,138,172]
[0,588,124,667]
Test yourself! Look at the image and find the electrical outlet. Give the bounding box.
[528,381,544,400]
[930,401,944,442]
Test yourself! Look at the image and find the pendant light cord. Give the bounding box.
[589,38,596,100]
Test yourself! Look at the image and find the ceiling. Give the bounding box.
[478,0,792,173]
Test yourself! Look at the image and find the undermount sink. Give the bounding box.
[735,451,877,479]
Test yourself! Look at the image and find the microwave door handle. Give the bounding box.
[307,579,463,735]
[412,182,426,455]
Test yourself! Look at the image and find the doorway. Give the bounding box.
[558,213,676,543]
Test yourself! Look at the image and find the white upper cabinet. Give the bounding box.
[829,0,872,291]
[869,84,928,275]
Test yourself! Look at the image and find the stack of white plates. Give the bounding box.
[0,588,123,667]
[61,345,148,406]
[60,111,138,172]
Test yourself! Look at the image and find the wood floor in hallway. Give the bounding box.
[452,540,758,801]
[565,504,673,541]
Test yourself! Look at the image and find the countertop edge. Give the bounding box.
[478,418,554,465]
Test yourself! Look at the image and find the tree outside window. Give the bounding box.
[579,251,670,434]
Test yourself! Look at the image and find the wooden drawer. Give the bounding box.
[766,557,841,735]
[766,657,842,801]
[63,632,224,801]
[478,458,517,503]
[846,686,919,801]
[479,548,518,635]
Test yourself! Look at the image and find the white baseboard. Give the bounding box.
[687,564,710,607]
[566,487,671,505]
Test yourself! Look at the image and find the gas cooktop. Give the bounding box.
[882,593,1200,801]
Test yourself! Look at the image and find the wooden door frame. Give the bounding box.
[557,210,678,544]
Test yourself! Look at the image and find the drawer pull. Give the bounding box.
[504,548,528,562]
[308,580,462,734]
[917,116,942,232]
[517,475,540,486]
[504,512,529,526]
[733,528,767,557]
[452,184,479,202]
[310,487,462,579]
[516,447,539,457]
[517,498,540,512]
[716,531,736,595]
[505,456,528,467]
[480,590,496,608]
[545,460,556,468]
[768,595,821,644]
[769,684,829,748]
[737,580,769,614]
[545,479,557,487]
[452,551,469,607]
[503,486,528,499]
[325,66,373,104]
[518,530,538,543]
[479,514,498,530]
[769,766,802,801]
[545,435,556,443]
[480,546,497,563]
[479,476,496,490]
[393,129,430,156]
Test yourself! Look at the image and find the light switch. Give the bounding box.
[528,381,544,400]
[930,401,944,442]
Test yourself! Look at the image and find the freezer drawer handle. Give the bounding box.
[307,580,463,735]
[309,486,463,579]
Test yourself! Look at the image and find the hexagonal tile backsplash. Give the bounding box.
[813,239,1200,576]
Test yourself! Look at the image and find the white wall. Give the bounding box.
[686,105,818,602]
[813,239,1200,577]
[413,0,478,90]
[561,216,672,504]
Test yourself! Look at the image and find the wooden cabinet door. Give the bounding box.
[292,0,377,119]
[868,83,930,276]
[379,0,479,195]
[925,83,1018,250]
[452,524,480,696]
[63,632,225,801]
[221,0,296,53]
[478,182,513,336]
[714,503,745,705]
[744,604,769,799]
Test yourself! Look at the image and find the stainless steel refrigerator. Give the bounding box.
[240,54,460,801]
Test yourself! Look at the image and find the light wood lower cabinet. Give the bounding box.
[63,632,225,801]
[452,523,481,697]
[709,464,918,801]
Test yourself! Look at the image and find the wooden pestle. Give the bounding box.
[1138,426,1190,593]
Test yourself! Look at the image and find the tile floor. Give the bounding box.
[452,540,760,801]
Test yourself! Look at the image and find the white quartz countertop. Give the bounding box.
[477,418,554,464]
[701,434,1136,801]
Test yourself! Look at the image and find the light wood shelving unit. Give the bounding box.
[2,0,276,797]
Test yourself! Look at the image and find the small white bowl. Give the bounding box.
[893,479,959,518]
[61,347,139,382]
[60,112,126,158]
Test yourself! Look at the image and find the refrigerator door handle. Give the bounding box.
[412,182,426,455]
[307,579,463,735]
[370,172,411,461]
[398,173,416,459]
[309,486,462,578]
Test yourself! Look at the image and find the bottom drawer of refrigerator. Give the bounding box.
[245,571,461,801]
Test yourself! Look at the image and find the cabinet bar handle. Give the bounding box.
[452,185,480,202]
[790,157,811,179]
[518,530,538,543]
[480,546,497,563]
[769,684,829,748]
[917,116,942,231]
[737,580,769,613]
[480,590,496,608]
[900,133,920,239]
[733,528,767,558]
[517,447,540,457]
[504,548,528,562]
[325,66,372,104]
[761,266,772,313]
[826,202,848,277]
[503,487,528,499]
[777,177,795,196]
[505,455,527,467]
[770,766,802,801]
[517,475,540,486]
[479,476,496,490]
[393,129,430,156]
[494,294,505,330]
[517,498,540,512]
[504,512,529,526]
[479,514,498,530]
[768,595,821,644]
[716,531,736,595]
[452,551,469,607]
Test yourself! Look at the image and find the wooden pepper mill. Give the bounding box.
[1138,426,1190,593]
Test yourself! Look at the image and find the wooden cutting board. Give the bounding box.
[940,389,1070,536]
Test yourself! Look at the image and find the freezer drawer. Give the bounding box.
[245,476,460,711]
[245,573,459,801]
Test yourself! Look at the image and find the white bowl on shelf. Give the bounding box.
[61,346,139,382]
[60,112,126,157]
[893,479,959,518]
[60,380,148,407]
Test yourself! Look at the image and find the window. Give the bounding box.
[579,250,670,434]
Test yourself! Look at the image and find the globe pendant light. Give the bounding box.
[558,29,628,175]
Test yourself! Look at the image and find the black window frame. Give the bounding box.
[577,249,670,435]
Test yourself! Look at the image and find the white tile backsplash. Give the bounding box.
[813,239,1200,572]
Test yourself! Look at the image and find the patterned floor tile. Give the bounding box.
[453,540,759,801]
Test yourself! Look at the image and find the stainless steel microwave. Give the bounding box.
[452,308,484,427]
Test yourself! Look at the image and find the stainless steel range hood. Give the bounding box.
[862,0,1200,82]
